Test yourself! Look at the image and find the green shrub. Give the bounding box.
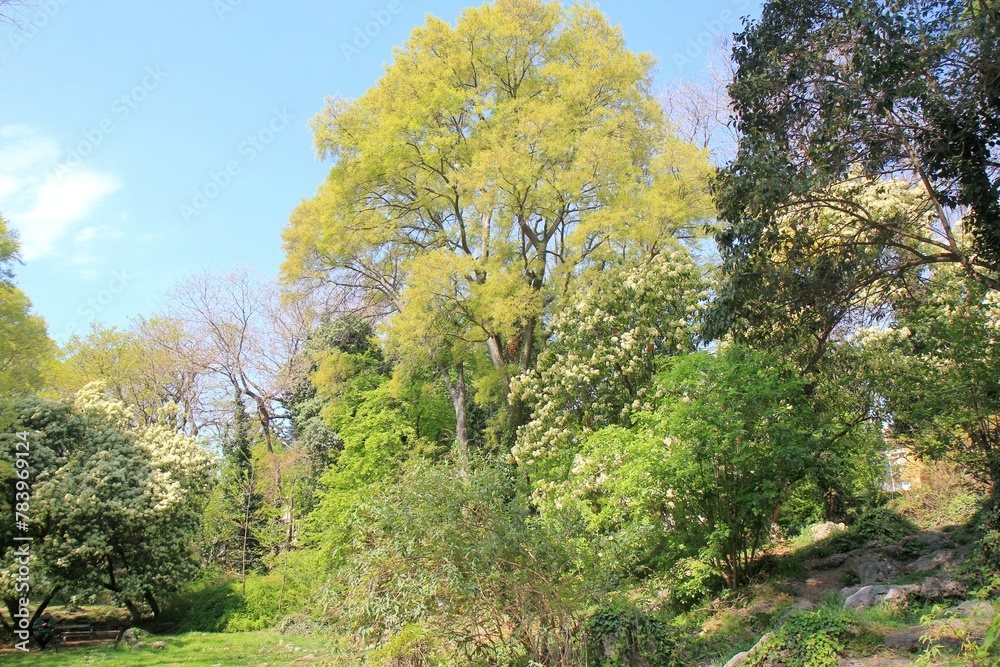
[586,603,680,667]
[778,479,826,537]
[161,572,242,632]
[324,459,591,665]
[746,608,852,667]
[163,571,309,633]
[828,507,917,552]
[661,557,720,611]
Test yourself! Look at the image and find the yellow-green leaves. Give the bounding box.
[285,0,714,452]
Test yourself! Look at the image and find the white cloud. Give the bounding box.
[0,125,122,261]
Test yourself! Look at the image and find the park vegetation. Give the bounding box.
[2,0,999,664]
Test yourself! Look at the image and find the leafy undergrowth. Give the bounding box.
[0,631,344,666]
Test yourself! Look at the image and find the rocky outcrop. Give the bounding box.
[919,575,966,600]
[955,600,997,619]
[724,632,774,667]
[846,551,900,584]
[842,584,919,611]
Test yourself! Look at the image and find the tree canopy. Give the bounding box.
[283,0,713,448]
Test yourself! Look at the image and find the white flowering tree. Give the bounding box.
[511,251,704,486]
[0,398,80,633]
[0,384,211,625]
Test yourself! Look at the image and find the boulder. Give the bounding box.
[843,584,919,611]
[780,599,815,621]
[813,552,850,570]
[879,544,906,559]
[807,522,848,542]
[120,627,149,647]
[883,625,964,652]
[919,575,966,600]
[846,550,900,584]
[724,632,774,667]
[954,600,997,620]
[151,641,166,649]
[908,549,960,573]
[902,533,949,549]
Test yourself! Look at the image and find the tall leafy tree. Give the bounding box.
[711,0,1000,355]
[1,386,211,624]
[283,0,713,449]
[202,392,268,591]
[0,215,54,393]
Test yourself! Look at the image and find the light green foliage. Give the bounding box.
[0,215,55,394]
[284,0,713,442]
[305,380,449,561]
[746,608,852,667]
[324,459,591,665]
[648,347,823,587]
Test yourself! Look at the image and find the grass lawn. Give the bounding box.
[0,631,346,666]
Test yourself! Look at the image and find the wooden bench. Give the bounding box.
[54,624,126,651]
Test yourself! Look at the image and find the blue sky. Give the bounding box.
[0,0,760,344]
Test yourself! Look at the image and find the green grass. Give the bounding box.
[0,630,347,666]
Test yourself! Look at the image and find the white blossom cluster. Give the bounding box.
[511,251,704,476]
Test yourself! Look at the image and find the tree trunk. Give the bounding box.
[440,362,470,472]
[123,599,142,625]
[28,586,61,631]
[3,597,17,633]
[143,590,161,621]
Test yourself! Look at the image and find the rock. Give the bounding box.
[841,585,865,599]
[908,549,960,573]
[843,584,919,611]
[724,632,774,667]
[260,646,271,653]
[151,641,166,649]
[847,550,900,584]
[121,628,149,647]
[879,544,906,559]
[790,599,816,612]
[130,642,147,650]
[954,600,997,619]
[121,628,149,646]
[808,522,848,542]
[902,533,949,549]
[883,624,965,653]
[724,651,750,667]
[814,553,850,570]
[919,575,966,599]
[780,599,816,621]
[882,626,926,651]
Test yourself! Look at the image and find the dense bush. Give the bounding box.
[586,602,680,666]
[827,507,918,553]
[163,571,310,633]
[321,459,593,666]
[746,608,852,667]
